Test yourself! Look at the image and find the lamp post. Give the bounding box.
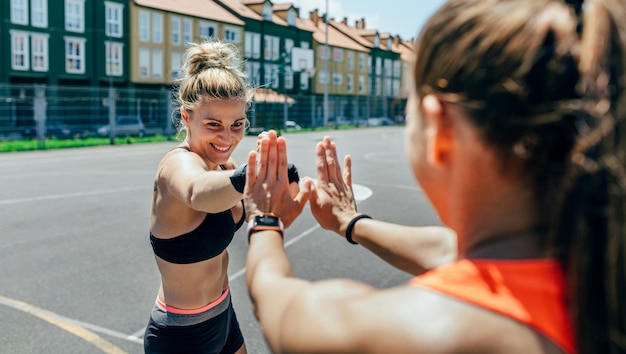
[323,0,329,127]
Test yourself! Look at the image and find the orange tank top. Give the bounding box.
[409,259,576,354]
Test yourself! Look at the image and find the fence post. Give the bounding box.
[108,86,116,145]
[33,84,47,149]
[165,90,174,140]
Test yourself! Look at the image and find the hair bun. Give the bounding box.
[184,41,239,77]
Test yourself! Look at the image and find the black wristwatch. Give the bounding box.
[247,214,284,242]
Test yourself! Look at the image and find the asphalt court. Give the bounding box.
[0,127,441,353]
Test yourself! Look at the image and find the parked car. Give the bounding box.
[96,116,145,137]
[285,120,302,131]
[23,120,90,139]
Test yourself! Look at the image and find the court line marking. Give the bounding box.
[0,294,134,352]
[0,186,146,205]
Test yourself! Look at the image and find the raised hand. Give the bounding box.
[244,130,311,228]
[309,136,360,236]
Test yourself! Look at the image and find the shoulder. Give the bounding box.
[332,285,548,353]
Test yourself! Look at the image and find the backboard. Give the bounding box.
[291,47,314,72]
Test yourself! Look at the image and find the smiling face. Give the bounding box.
[182,98,248,169]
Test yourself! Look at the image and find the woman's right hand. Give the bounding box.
[309,136,360,237]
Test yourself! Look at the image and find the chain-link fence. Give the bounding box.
[0,84,407,142]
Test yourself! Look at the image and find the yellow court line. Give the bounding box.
[0,295,128,354]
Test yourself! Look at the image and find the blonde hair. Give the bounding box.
[173,40,253,135]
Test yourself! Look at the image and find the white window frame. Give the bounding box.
[359,53,366,72]
[318,46,328,60]
[152,48,163,79]
[264,35,279,61]
[31,0,48,28]
[170,16,181,45]
[333,48,343,62]
[152,12,163,44]
[317,71,327,85]
[183,18,192,45]
[105,1,123,38]
[347,73,353,93]
[139,10,150,42]
[64,36,86,74]
[244,32,261,59]
[10,30,29,70]
[139,47,150,78]
[224,25,240,44]
[105,41,123,76]
[31,33,49,72]
[359,75,365,93]
[262,2,272,21]
[284,67,293,90]
[65,0,85,33]
[287,9,296,26]
[171,50,183,80]
[347,51,354,71]
[11,0,29,25]
[332,72,343,86]
[199,21,217,40]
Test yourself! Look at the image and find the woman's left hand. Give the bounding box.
[244,130,312,228]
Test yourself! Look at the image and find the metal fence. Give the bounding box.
[0,83,407,141]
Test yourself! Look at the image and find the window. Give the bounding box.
[384,58,392,76]
[393,60,401,77]
[359,53,366,71]
[245,61,261,85]
[31,0,48,28]
[332,48,343,62]
[224,26,240,43]
[332,72,343,86]
[183,18,192,45]
[171,16,181,45]
[264,35,279,61]
[31,33,49,71]
[376,57,382,75]
[10,30,29,70]
[375,78,381,95]
[301,41,310,49]
[300,71,309,90]
[105,41,123,76]
[105,1,123,38]
[347,51,354,71]
[65,0,85,33]
[284,39,294,63]
[65,36,86,74]
[318,46,328,60]
[317,71,327,85]
[245,32,261,59]
[152,12,163,43]
[359,75,365,93]
[284,67,293,90]
[139,10,149,42]
[347,74,353,93]
[264,64,279,89]
[287,9,296,26]
[373,34,380,48]
[139,47,150,78]
[262,1,272,21]
[11,0,28,25]
[171,51,182,79]
[199,21,216,40]
[152,48,163,78]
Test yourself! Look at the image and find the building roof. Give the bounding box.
[134,0,244,25]
[272,2,294,11]
[300,17,369,52]
[217,0,263,21]
[329,19,373,49]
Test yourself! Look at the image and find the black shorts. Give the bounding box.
[144,292,244,354]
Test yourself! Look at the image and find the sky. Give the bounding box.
[290,0,449,41]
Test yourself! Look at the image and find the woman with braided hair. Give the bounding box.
[143,40,305,353]
[242,0,626,353]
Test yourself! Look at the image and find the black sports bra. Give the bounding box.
[150,145,245,264]
[150,205,245,264]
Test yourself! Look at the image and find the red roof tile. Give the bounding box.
[134,0,244,25]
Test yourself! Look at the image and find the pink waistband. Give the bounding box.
[156,288,230,315]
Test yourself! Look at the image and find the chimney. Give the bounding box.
[354,20,360,29]
[360,18,366,29]
[342,17,348,25]
[310,9,319,25]
[393,35,400,47]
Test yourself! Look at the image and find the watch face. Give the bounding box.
[258,215,280,226]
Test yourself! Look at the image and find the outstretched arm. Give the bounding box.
[309,136,457,275]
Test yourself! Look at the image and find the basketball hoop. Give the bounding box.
[300,67,316,76]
